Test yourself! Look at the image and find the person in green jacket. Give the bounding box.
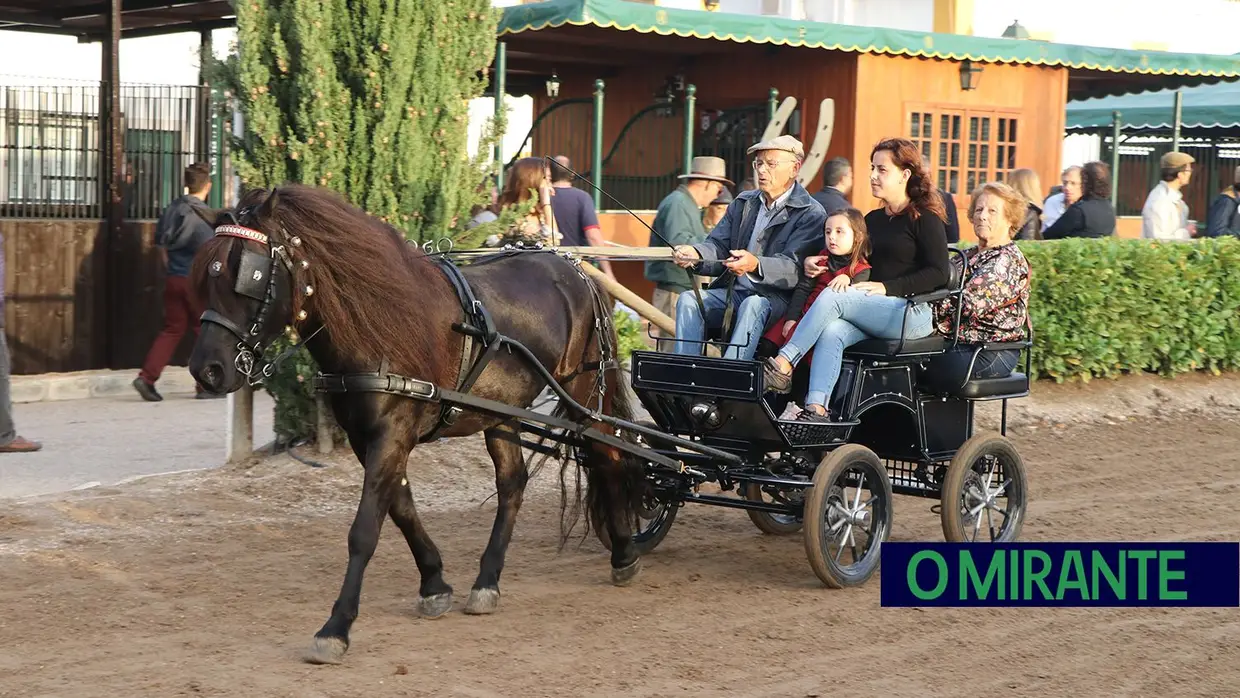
[645,156,733,338]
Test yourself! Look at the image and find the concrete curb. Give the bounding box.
[11,367,200,404]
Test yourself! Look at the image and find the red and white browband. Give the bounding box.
[214,224,269,245]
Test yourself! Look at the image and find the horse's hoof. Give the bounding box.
[417,592,454,619]
[463,587,500,615]
[303,636,348,665]
[611,558,642,587]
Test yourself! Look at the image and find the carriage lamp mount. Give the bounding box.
[545,72,560,99]
[959,59,983,91]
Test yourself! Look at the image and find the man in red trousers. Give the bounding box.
[133,163,220,401]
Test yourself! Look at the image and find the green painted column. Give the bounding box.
[683,84,696,176]
[494,41,506,192]
[592,79,605,210]
[767,87,779,127]
[1110,110,1122,209]
[1171,90,1183,151]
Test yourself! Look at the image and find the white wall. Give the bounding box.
[972,0,1240,53]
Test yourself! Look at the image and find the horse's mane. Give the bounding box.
[194,184,453,374]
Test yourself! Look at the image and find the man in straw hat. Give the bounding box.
[644,155,733,338]
[670,135,826,360]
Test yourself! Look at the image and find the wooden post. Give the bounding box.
[315,393,333,454]
[227,385,254,462]
[577,261,721,358]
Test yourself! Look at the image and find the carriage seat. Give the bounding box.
[950,371,1030,399]
[846,334,948,357]
[841,248,967,359]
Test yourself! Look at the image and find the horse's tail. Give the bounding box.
[556,271,648,551]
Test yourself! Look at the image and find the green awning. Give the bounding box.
[500,0,1240,97]
[1066,81,1240,130]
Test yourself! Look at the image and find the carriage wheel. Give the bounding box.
[595,487,678,555]
[803,444,893,588]
[596,422,679,555]
[742,482,804,535]
[940,431,1027,543]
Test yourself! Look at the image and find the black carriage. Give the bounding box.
[612,249,1033,588]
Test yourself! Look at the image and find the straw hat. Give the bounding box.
[678,156,734,186]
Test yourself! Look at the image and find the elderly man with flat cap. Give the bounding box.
[670,135,826,360]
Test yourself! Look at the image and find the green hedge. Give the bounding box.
[1023,237,1240,382]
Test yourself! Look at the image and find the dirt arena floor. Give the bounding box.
[2,374,1240,697]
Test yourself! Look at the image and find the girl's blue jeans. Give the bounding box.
[777,288,934,408]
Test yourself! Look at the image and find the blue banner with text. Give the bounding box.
[880,542,1239,607]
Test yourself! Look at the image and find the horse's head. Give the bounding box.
[189,187,299,394]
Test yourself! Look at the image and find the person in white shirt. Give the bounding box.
[1041,165,1081,232]
[1141,151,1196,240]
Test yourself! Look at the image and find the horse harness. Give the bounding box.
[314,248,618,442]
[204,219,617,442]
[314,254,501,442]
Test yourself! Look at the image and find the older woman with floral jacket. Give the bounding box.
[928,181,1031,385]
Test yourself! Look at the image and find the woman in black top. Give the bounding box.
[1043,161,1116,239]
[764,137,951,419]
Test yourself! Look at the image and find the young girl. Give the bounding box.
[759,208,871,396]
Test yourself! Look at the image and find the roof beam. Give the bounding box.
[74,17,235,42]
[59,0,220,22]
[0,9,63,27]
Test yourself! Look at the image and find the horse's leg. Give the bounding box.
[464,421,529,615]
[586,443,644,585]
[390,478,455,619]
[304,426,414,664]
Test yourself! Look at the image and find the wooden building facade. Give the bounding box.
[498,0,1240,298]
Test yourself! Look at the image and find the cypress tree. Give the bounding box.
[215,0,507,444]
[226,0,502,241]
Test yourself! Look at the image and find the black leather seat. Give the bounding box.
[847,335,948,357]
[954,371,1030,399]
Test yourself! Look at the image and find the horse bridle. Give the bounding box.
[202,208,305,385]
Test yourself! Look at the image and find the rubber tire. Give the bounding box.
[803,444,893,588]
[596,421,678,555]
[596,496,678,555]
[940,431,1027,543]
[742,482,804,535]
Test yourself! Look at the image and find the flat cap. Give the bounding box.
[747,134,805,160]
[1160,151,1195,169]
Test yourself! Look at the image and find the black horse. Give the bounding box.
[187,184,646,664]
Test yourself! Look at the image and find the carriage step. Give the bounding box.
[774,418,859,449]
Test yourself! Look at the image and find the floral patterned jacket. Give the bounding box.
[932,242,1030,344]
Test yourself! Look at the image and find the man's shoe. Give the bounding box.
[132,377,163,402]
[196,390,225,400]
[0,436,42,453]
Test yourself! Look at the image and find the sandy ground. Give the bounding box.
[1,374,1239,697]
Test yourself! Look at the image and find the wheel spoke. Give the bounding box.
[970,506,983,542]
[986,506,997,541]
[834,522,854,563]
[851,473,865,510]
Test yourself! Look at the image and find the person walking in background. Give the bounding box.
[1008,168,1044,240]
[548,155,615,281]
[1141,152,1196,240]
[1043,161,1116,239]
[0,233,41,452]
[1205,165,1240,238]
[133,163,219,402]
[1041,165,1081,232]
[644,156,732,338]
[811,157,852,214]
[703,186,733,233]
